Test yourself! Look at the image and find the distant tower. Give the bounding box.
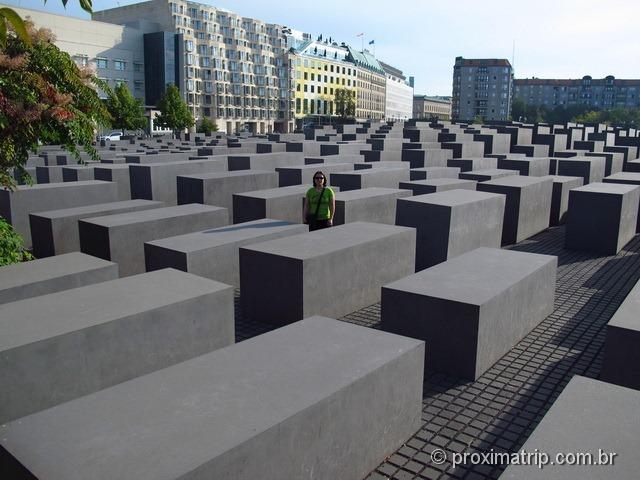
[409,76,415,88]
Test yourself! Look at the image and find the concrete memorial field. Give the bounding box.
[1,120,640,480]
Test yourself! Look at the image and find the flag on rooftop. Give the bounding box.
[369,40,375,45]
[356,33,364,37]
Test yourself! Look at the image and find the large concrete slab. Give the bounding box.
[459,168,518,182]
[177,170,278,219]
[497,157,551,177]
[145,219,308,287]
[565,182,640,255]
[0,268,234,423]
[0,180,119,248]
[396,190,505,270]
[240,222,415,325]
[601,278,640,390]
[502,376,638,479]
[447,157,497,172]
[382,247,556,379]
[334,188,411,225]
[330,168,410,191]
[30,199,163,258]
[478,176,553,245]
[603,172,640,232]
[547,175,584,226]
[130,159,227,205]
[79,204,228,276]
[93,164,131,200]
[399,178,476,195]
[0,317,423,480]
[0,252,117,305]
[276,163,353,187]
[410,166,461,181]
[557,156,606,184]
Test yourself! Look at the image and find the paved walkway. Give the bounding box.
[236,226,640,480]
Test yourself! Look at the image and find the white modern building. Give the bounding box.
[380,61,413,120]
[9,5,147,103]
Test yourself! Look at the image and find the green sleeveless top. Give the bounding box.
[306,187,334,220]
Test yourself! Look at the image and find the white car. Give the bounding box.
[99,131,123,141]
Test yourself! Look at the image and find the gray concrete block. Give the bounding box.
[410,166,461,181]
[585,152,624,177]
[602,172,640,232]
[231,185,312,224]
[354,161,410,170]
[399,178,476,195]
[447,157,497,172]
[227,152,307,171]
[35,165,65,183]
[334,188,411,225]
[511,143,549,157]
[547,175,584,226]
[30,199,163,258]
[557,156,606,184]
[0,181,119,248]
[94,164,131,200]
[502,376,638,479]
[459,168,518,182]
[0,317,423,480]
[276,163,352,187]
[401,148,451,168]
[0,268,234,424]
[478,176,553,245]
[396,190,505,270]
[145,219,308,287]
[0,252,117,305]
[601,278,640,390]
[565,182,640,255]
[79,204,228,276]
[129,159,227,205]
[61,165,96,182]
[330,168,410,191]
[177,170,278,219]
[497,157,551,177]
[382,247,556,379]
[240,222,415,325]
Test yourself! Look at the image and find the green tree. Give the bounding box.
[0,21,110,189]
[572,110,602,124]
[0,217,33,265]
[511,98,526,121]
[155,84,194,138]
[104,82,147,134]
[197,117,218,134]
[334,88,355,118]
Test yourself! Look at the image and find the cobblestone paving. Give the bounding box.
[235,226,640,480]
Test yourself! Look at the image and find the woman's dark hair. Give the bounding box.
[312,170,327,187]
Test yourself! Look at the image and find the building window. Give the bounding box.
[73,55,88,67]
[114,60,126,71]
[96,58,108,69]
[134,80,142,91]
[133,62,143,73]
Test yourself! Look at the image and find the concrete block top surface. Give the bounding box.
[30,200,162,219]
[335,187,410,201]
[0,316,423,480]
[241,221,414,260]
[0,252,116,292]
[8,180,111,192]
[403,179,476,187]
[480,176,553,188]
[463,168,518,176]
[82,204,225,227]
[234,185,308,199]
[502,376,640,479]
[547,175,584,185]
[385,247,556,305]
[179,170,274,180]
[607,278,640,331]
[400,189,505,207]
[146,219,305,252]
[573,182,639,195]
[0,268,231,352]
[604,172,640,183]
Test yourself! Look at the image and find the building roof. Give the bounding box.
[454,56,512,68]
[515,77,640,87]
[379,61,405,80]
[346,47,384,75]
[414,95,452,104]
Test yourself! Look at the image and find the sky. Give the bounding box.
[4,0,640,96]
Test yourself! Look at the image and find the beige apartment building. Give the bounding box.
[413,95,452,120]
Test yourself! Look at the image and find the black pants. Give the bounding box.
[309,219,331,231]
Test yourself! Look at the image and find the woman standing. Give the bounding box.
[303,170,335,231]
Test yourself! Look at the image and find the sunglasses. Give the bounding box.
[314,176,324,180]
